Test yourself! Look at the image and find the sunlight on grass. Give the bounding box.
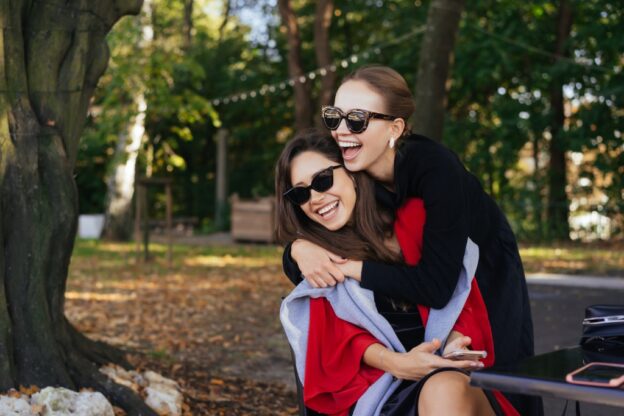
[519,244,624,276]
[65,291,137,302]
[184,254,280,268]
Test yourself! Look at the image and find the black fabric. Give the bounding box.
[380,368,502,416]
[374,294,424,350]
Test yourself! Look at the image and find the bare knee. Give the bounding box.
[418,371,493,416]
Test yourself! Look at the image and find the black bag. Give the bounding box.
[580,304,624,362]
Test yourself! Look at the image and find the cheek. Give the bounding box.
[299,203,314,220]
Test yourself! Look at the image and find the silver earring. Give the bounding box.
[389,137,396,149]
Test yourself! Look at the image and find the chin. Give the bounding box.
[325,219,348,231]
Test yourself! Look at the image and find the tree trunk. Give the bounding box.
[413,0,466,142]
[314,0,335,113]
[183,0,193,50]
[214,128,228,230]
[102,95,147,241]
[103,0,154,241]
[0,1,156,414]
[278,0,313,130]
[546,0,572,241]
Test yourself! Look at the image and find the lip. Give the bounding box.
[337,139,362,161]
[315,200,340,221]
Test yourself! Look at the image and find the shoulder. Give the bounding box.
[398,134,461,167]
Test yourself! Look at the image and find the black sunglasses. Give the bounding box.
[284,165,343,205]
[321,105,397,134]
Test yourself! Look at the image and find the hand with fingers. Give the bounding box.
[387,339,484,381]
[291,239,347,288]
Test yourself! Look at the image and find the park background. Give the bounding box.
[0,0,623,415]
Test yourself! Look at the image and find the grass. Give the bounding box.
[72,238,624,277]
[519,242,624,276]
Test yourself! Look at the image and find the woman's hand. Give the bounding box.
[442,332,473,358]
[335,260,363,281]
[387,339,483,381]
[291,239,347,287]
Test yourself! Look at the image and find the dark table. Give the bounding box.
[470,347,624,408]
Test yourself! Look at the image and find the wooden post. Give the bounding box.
[142,185,149,262]
[134,181,142,263]
[215,128,228,230]
[166,182,173,268]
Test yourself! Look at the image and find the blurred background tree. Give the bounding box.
[78,0,623,243]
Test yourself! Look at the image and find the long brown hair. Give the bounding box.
[275,129,400,264]
[341,65,415,137]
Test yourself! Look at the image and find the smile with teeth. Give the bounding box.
[338,140,361,148]
[317,201,339,217]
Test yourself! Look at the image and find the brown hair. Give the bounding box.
[275,129,400,263]
[342,65,415,137]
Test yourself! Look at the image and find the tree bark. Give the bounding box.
[413,0,466,142]
[0,1,157,414]
[546,0,572,241]
[183,0,193,50]
[314,0,335,113]
[278,0,313,130]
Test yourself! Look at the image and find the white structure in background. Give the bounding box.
[78,214,105,239]
[568,151,612,241]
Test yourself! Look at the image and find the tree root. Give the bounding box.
[65,319,131,369]
[67,350,158,416]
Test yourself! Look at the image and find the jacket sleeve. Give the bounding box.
[282,242,304,286]
[360,147,470,309]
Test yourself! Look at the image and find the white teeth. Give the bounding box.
[338,141,361,148]
[318,201,339,215]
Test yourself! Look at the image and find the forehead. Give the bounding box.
[290,151,334,185]
[334,80,386,112]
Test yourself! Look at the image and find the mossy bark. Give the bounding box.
[0,1,157,414]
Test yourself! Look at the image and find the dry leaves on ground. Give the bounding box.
[65,242,299,415]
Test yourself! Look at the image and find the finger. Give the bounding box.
[328,252,348,264]
[414,339,441,353]
[306,276,320,288]
[438,357,484,369]
[326,264,346,282]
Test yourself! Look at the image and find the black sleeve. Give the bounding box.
[360,147,470,309]
[282,242,303,286]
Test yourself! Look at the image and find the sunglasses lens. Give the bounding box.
[285,187,311,205]
[322,107,342,130]
[311,169,334,193]
[346,111,367,133]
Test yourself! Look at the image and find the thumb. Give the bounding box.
[415,338,441,353]
[328,252,348,264]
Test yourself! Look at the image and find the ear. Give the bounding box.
[389,118,406,140]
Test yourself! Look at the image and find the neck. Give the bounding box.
[367,147,395,186]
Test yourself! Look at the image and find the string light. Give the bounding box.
[208,21,611,107]
[209,26,426,106]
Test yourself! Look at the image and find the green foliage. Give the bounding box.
[76,0,623,241]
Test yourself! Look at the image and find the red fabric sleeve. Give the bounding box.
[451,278,495,367]
[304,298,384,416]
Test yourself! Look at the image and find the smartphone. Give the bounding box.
[443,350,487,361]
[565,362,624,387]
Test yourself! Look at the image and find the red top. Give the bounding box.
[304,198,518,416]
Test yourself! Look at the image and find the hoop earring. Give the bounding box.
[388,137,396,149]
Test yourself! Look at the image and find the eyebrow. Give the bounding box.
[292,166,331,187]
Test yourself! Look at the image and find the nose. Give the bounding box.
[309,189,325,204]
[335,117,350,135]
